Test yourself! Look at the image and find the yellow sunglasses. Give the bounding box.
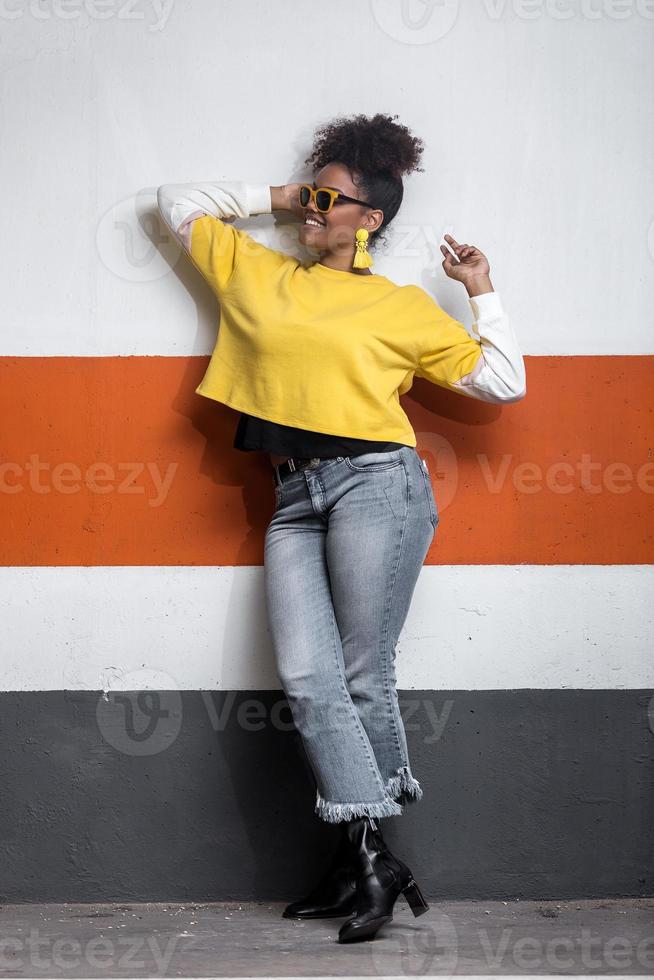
[299,183,373,214]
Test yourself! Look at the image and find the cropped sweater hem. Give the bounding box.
[194,385,419,447]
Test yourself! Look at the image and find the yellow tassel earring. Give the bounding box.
[352,228,373,269]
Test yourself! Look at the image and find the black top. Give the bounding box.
[233,412,409,458]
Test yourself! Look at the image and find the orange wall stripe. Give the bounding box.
[1,355,652,566]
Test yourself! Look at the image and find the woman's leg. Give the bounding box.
[325,447,438,805]
[264,466,403,823]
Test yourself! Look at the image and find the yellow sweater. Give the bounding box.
[188,215,506,446]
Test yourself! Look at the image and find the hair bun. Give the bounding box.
[305,112,424,181]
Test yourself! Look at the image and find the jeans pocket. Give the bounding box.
[344,450,403,472]
[419,458,439,529]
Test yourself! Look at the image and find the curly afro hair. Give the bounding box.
[304,112,425,249]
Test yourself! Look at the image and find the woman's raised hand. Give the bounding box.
[440,234,492,294]
[270,183,305,218]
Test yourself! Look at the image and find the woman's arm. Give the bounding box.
[156,180,301,297]
[448,290,526,402]
[156,180,274,254]
[440,234,526,403]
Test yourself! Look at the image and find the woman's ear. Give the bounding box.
[367,208,384,234]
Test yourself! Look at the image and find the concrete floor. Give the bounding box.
[0,898,652,977]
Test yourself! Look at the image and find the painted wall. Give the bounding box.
[1,0,653,901]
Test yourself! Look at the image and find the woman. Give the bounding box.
[157,112,526,944]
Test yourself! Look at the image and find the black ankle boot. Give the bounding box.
[338,817,429,943]
[282,816,391,920]
[282,821,358,919]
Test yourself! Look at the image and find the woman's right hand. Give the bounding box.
[270,183,305,218]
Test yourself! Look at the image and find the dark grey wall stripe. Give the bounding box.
[1,690,652,902]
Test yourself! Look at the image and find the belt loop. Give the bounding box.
[288,458,296,472]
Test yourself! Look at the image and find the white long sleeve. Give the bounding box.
[450,292,526,403]
[156,180,272,253]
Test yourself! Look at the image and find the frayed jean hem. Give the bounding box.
[384,764,424,804]
[315,789,403,824]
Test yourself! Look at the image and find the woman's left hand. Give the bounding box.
[440,234,491,290]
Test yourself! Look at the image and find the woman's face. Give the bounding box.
[297,161,383,254]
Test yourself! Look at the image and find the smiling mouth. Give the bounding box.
[304,215,325,228]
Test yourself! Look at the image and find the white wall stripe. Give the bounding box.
[1,566,652,692]
[1,10,653,356]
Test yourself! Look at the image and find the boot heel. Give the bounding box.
[402,877,429,917]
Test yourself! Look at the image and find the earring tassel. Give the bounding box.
[353,228,373,269]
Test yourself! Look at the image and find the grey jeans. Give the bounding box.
[263,446,439,823]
